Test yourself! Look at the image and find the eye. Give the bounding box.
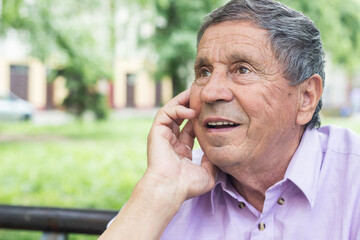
[237,67,250,74]
[200,69,211,77]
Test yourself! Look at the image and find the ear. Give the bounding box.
[296,74,323,126]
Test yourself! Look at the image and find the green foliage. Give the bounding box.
[1,0,113,120]
[3,0,360,112]
[143,0,360,94]
[141,0,224,95]
[280,0,360,74]
[1,0,26,33]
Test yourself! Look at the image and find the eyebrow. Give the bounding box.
[228,52,264,72]
[194,57,211,71]
[194,53,258,70]
[228,53,255,65]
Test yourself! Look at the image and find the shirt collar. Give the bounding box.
[283,127,323,209]
[211,170,240,213]
[208,127,323,211]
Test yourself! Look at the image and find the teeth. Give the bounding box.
[208,121,236,126]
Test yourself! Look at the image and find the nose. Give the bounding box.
[200,71,234,103]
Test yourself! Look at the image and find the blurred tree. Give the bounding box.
[281,0,360,106]
[3,0,360,109]
[1,0,112,119]
[281,0,360,74]
[141,0,360,96]
[142,0,224,96]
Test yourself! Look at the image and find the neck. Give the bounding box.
[228,165,286,212]
[225,126,305,212]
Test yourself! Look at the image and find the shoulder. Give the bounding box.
[315,125,360,228]
[317,125,360,158]
[316,125,360,189]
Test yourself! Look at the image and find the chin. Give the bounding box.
[202,145,244,168]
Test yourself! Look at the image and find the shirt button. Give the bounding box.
[238,202,246,209]
[258,222,266,231]
[277,197,285,205]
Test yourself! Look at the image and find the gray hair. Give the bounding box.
[197,0,325,129]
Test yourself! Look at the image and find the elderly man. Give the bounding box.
[100,0,360,239]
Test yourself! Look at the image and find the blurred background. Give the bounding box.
[0,0,360,239]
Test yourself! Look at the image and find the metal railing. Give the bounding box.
[0,205,118,239]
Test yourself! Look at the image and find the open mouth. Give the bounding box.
[206,121,240,129]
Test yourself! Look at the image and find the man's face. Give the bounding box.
[190,21,302,171]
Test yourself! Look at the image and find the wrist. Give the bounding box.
[101,173,185,239]
[133,172,186,212]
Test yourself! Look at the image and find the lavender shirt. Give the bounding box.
[161,125,360,239]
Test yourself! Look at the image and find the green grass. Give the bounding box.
[0,117,153,240]
[0,114,359,239]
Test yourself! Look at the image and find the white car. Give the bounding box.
[0,89,35,121]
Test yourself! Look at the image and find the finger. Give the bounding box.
[171,121,181,138]
[178,120,195,150]
[200,155,218,183]
[166,88,191,108]
[153,88,196,129]
[173,143,192,160]
[184,155,218,199]
[155,105,196,128]
[170,133,178,147]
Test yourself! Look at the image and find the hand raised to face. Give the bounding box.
[146,88,217,201]
[99,89,218,240]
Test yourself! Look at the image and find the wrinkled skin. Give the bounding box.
[190,21,307,208]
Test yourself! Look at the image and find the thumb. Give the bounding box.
[185,154,218,200]
[200,154,218,189]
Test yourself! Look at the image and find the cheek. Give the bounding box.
[248,87,299,130]
[241,84,290,120]
[234,87,269,120]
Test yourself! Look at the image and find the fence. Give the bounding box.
[0,205,118,239]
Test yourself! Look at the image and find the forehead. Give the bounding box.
[196,21,275,65]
